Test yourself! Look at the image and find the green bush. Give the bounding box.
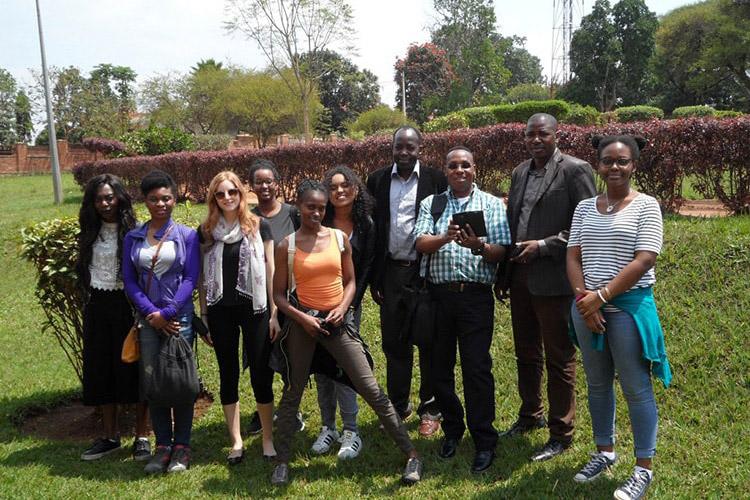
[504,84,549,104]
[716,110,744,118]
[120,125,195,156]
[614,105,664,123]
[460,106,497,128]
[492,100,571,124]
[192,134,233,151]
[347,105,414,137]
[672,105,716,118]
[563,104,600,126]
[423,113,470,132]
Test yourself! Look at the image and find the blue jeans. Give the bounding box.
[139,313,195,447]
[571,306,658,459]
[314,307,361,433]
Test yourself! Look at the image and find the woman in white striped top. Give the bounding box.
[566,135,671,500]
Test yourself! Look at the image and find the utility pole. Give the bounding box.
[401,70,407,118]
[35,0,63,204]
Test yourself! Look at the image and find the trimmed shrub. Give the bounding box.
[193,134,233,151]
[563,104,600,126]
[716,110,744,119]
[493,100,570,123]
[461,106,497,128]
[504,83,549,104]
[121,125,195,156]
[82,137,128,157]
[614,105,664,123]
[672,105,716,118]
[72,116,750,214]
[423,113,469,132]
[347,105,414,137]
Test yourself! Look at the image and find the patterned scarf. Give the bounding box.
[203,215,267,313]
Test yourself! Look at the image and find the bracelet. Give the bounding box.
[596,289,608,304]
[603,286,612,301]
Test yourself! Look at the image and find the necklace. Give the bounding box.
[605,189,630,213]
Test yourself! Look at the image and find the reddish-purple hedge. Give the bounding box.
[82,137,128,157]
[73,117,750,213]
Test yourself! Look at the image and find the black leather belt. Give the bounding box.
[387,257,417,267]
[429,282,492,293]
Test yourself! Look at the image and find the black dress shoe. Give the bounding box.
[471,450,495,473]
[500,417,547,438]
[438,438,459,459]
[530,439,569,462]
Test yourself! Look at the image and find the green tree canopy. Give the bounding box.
[0,68,18,148]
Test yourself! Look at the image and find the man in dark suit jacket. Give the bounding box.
[366,126,448,436]
[498,113,596,461]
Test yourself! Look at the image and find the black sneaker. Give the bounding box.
[132,437,151,462]
[167,445,191,473]
[144,445,171,474]
[81,437,121,461]
[614,469,653,500]
[247,411,262,435]
[573,452,617,482]
[271,411,305,432]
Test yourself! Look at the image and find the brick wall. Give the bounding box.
[0,141,100,175]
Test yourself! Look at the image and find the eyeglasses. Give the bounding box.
[215,189,240,200]
[447,162,473,170]
[600,157,632,166]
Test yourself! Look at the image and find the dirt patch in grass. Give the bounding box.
[19,395,214,442]
[678,199,731,217]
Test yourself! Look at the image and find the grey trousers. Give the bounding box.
[275,318,414,463]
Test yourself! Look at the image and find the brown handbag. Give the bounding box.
[121,224,175,363]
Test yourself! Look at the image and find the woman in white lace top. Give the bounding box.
[75,174,150,462]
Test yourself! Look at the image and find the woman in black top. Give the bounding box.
[198,171,279,464]
[75,174,150,461]
[308,166,375,459]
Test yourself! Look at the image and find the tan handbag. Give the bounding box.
[120,224,175,363]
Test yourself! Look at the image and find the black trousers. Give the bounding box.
[207,303,274,405]
[432,285,498,451]
[379,259,438,416]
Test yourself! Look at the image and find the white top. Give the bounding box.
[138,240,176,279]
[568,193,663,295]
[388,160,421,261]
[89,222,123,290]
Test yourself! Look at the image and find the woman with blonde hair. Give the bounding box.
[198,170,280,464]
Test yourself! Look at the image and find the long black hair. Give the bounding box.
[322,165,374,229]
[75,174,136,290]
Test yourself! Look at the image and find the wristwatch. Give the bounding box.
[471,243,486,256]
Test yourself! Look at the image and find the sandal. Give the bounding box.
[227,448,245,466]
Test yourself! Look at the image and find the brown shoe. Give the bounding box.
[418,413,441,437]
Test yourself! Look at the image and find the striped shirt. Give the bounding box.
[414,184,511,285]
[568,193,663,295]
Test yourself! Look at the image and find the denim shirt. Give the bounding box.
[122,219,200,320]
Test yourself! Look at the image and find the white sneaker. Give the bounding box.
[337,430,362,460]
[311,426,340,455]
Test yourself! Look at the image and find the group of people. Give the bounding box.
[75,112,670,500]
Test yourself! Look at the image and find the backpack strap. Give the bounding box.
[430,192,449,225]
[287,232,296,295]
[331,228,345,253]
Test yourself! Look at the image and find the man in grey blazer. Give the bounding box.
[497,113,596,462]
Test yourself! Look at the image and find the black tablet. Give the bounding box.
[452,210,487,237]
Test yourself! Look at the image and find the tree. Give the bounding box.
[430,0,510,108]
[504,83,548,104]
[394,43,456,123]
[139,72,189,130]
[500,36,544,88]
[300,50,380,134]
[225,0,355,138]
[0,68,18,147]
[652,1,749,112]
[15,90,33,144]
[346,105,414,137]
[183,63,231,134]
[612,0,658,105]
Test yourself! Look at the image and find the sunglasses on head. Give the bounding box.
[215,188,240,199]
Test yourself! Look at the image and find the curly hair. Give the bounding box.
[201,171,259,242]
[75,174,136,290]
[322,165,373,229]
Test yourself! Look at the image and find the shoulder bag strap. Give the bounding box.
[423,193,449,286]
[144,223,175,293]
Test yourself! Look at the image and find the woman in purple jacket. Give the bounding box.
[122,170,200,474]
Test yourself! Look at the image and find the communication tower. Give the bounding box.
[551,0,584,86]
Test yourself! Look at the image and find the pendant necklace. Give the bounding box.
[605,189,630,213]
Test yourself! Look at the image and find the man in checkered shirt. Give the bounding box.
[414,146,510,473]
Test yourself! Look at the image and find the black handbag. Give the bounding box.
[146,334,200,407]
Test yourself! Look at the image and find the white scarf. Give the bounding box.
[203,215,267,313]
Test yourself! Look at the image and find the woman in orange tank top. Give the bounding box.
[270,180,422,487]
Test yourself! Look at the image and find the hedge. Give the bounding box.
[563,104,600,126]
[73,116,750,214]
[672,105,717,118]
[423,113,470,133]
[615,105,664,123]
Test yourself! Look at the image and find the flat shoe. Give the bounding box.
[263,454,277,462]
[227,449,245,466]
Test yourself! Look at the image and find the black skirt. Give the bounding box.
[82,288,140,406]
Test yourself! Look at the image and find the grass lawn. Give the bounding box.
[0,173,748,498]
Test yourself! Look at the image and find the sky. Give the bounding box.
[3,0,692,109]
